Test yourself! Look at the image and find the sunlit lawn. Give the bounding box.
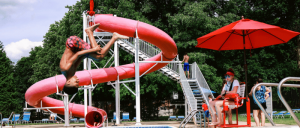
[232,112,300,125]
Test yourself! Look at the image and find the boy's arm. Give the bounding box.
[182,56,185,63]
[74,55,86,69]
[62,48,98,71]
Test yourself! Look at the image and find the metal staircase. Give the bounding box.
[179,62,215,126]
[92,32,215,126]
[93,32,180,81]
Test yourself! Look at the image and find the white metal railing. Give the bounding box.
[93,33,180,81]
[253,77,300,127]
[120,39,180,74]
[192,62,215,110]
[179,65,197,111]
[179,110,200,128]
[179,65,198,124]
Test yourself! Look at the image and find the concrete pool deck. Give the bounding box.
[1,120,298,128]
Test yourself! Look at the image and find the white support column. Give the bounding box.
[88,57,92,107]
[64,94,70,126]
[82,12,88,127]
[135,36,142,125]
[84,61,88,126]
[185,98,187,117]
[115,40,121,124]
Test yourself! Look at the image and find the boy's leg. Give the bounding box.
[85,23,101,49]
[97,32,128,58]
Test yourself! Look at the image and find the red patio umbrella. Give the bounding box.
[196,18,300,100]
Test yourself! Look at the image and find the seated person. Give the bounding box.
[209,68,240,126]
[94,114,101,126]
[60,23,129,95]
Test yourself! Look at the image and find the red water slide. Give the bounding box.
[25,15,177,127]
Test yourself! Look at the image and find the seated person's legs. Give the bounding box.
[208,100,218,125]
[226,109,232,124]
[214,100,235,125]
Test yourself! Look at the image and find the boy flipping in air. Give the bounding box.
[60,23,129,95]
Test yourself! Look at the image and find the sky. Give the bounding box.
[0,0,80,63]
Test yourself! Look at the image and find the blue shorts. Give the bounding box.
[205,110,210,118]
[184,63,189,71]
[85,53,101,62]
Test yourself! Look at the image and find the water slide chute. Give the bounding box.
[25,15,177,127]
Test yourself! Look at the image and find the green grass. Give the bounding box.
[232,112,300,125]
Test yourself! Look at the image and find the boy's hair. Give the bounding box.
[257,78,263,83]
[208,95,212,99]
[184,52,188,55]
[63,83,78,95]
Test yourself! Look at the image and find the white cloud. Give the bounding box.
[4,39,43,61]
[0,0,36,20]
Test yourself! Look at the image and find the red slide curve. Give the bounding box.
[25,15,177,127]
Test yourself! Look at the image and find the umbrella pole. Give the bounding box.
[243,30,248,101]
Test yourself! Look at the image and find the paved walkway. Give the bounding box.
[1,121,298,128]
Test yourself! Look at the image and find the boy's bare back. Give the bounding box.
[183,55,189,63]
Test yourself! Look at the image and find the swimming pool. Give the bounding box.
[105,125,176,128]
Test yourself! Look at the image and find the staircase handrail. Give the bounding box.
[179,110,200,128]
[192,62,215,110]
[179,65,197,110]
[120,39,180,74]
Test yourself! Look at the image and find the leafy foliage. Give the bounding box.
[0,41,22,117]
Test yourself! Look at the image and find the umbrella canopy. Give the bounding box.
[196,18,300,100]
[196,19,299,50]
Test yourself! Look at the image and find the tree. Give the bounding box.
[14,46,43,107]
[0,41,22,117]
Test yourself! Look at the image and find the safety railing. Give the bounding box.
[95,36,180,76]
[278,77,300,126]
[253,77,300,127]
[178,63,193,79]
[179,65,198,126]
[192,62,215,110]
[179,110,200,128]
[5,112,16,128]
[179,65,197,111]
[120,39,180,74]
